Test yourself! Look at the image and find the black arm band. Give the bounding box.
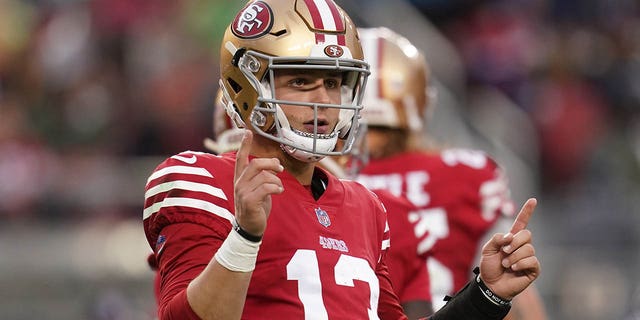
[474,267,512,306]
[429,268,511,320]
[233,221,263,242]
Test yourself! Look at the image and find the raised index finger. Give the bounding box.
[234,130,252,183]
[510,198,537,234]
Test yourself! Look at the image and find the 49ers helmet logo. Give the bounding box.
[324,44,344,57]
[232,1,274,39]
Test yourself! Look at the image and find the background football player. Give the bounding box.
[353,27,547,319]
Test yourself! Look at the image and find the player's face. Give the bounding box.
[366,128,388,159]
[366,127,408,159]
[272,69,343,135]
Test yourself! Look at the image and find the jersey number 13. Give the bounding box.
[287,249,380,320]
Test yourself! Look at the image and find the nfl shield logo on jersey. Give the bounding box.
[315,208,331,227]
[156,234,167,254]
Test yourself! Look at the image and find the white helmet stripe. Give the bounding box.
[305,0,346,45]
[360,29,381,101]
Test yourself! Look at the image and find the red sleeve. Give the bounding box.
[156,223,225,320]
[397,257,431,303]
[376,254,409,320]
[142,152,236,319]
[460,152,515,220]
[366,188,408,320]
[162,290,201,320]
[375,189,432,304]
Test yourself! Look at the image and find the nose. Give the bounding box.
[310,79,334,106]
[314,94,332,112]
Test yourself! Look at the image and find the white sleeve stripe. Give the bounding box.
[146,165,213,186]
[143,197,234,221]
[145,180,228,201]
[381,239,390,250]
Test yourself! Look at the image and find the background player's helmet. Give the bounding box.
[204,89,245,154]
[358,27,434,132]
[219,0,370,162]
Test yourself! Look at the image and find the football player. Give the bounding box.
[354,27,546,319]
[202,108,433,318]
[142,1,541,319]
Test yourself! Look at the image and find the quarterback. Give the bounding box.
[142,0,541,319]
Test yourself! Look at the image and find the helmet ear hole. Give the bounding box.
[227,78,242,94]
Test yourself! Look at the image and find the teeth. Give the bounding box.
[292,128,337,139]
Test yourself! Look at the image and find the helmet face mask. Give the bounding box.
[219,0,370,162]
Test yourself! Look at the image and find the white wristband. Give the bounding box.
[214,228,261,272]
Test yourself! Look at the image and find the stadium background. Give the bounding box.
[0,0,638,319]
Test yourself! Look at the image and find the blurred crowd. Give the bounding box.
[411,0,640,251]
[0,0,239,222]
[408,1,640,318]
[1,0,639,319]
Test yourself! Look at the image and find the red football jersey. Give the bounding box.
[143,151,407,320]
[357,149,514,310]
[373,190,431,304]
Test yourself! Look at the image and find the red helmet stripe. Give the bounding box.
[304,0,325,44]
[304,0,345,45]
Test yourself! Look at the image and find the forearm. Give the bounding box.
[156,223,259,320]
[187,225,262,320]
[429,280,511,320]
[186,261,253,320]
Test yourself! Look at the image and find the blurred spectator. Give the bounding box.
[0,97,58,220]
[0,0,243,222]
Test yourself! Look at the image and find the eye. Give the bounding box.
[289,78,307,87]
[325,78,341,89]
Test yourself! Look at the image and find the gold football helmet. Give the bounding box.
[358,27,435,132]
[219,0,370,162]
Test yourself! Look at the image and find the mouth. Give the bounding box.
[299,119,330,134]
[292,123,338,139]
